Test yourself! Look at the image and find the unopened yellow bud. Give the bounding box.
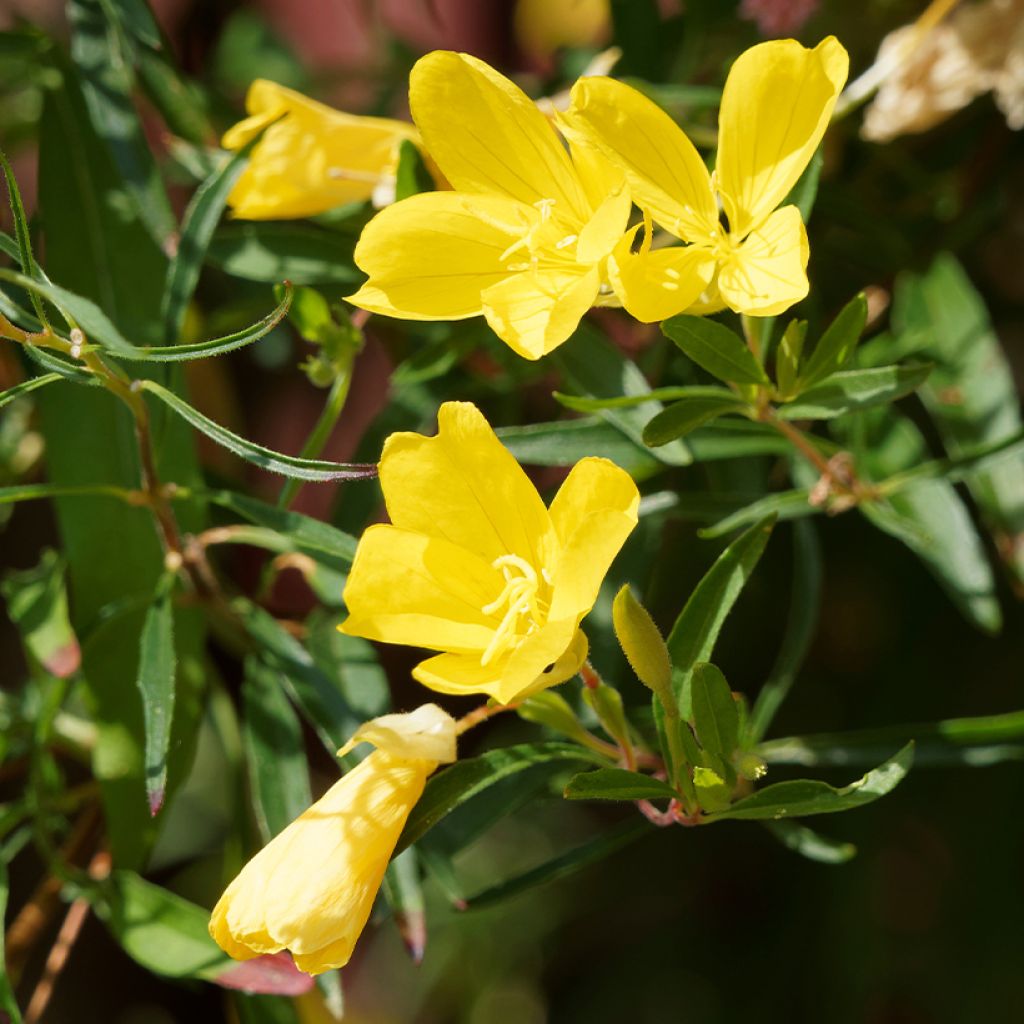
[612,585,672,702]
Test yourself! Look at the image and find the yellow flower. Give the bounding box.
[346,51,713,359]
[223,79,420,219]
[563,37,849,318]
[209,704,456,975]
[339,402,639,704]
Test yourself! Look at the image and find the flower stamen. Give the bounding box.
[480,554,548,666]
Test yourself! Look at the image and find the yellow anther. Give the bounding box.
[480,554,548,667]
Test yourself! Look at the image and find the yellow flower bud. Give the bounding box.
[611,584,672,702]
[209,705,456,975]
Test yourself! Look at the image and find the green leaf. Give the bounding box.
[643,389,749,446]
[464,819,650,910]
[748,520,822,741]
[398,742,607,853]
[775,319,807,399]
[0,372,63,411]
[119,287,292,362]
[894,254,1024,588]
[394,138,434,201]
[242,656,312,842]
[779,363,932,420]
[698,488,816,539]
[764,820,856,864]
[68,0,176,250]
[0,146,47,327]
[136,571,176,815]
[691,662,739,760]
[206,222,359,285]
[783,146,823,222]
[203,489,357,568]
[662,315,770,386]
[564,767,679,802]
[0,860,23,1023]
[0,268,139,354]
[760,709,1024,769]
[1,548,81,678]
[556,322,693,466]
[798,292,867,389]
[705,743,914,822]
[666,518,774,717]
[380,847,426,963]
[139,379,378,481]
[161,138,261,342]
[233,599,359,752]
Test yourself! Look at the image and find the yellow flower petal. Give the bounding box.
[481,266,600,360]
[410,51,589,221]
[348,191,528,320]
[413,621,587,704]
[210,748,430,975]
[546,457,640,621]
[569,142,627,214]
[223,79,417,220]
[338,703,458,763]
[609,234,717,323]
[339,525,501,654]
[378,402,557,569]
[716,37,849,239]
[575,186,632,264]
[716,205,810,317]
[564,76,718,242]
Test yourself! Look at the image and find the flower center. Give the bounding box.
[480,554,550,667]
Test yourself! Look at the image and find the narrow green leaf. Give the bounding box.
[121,287,292,362]
[691,663,739,760]
[394,138,434,201]
[784,146,823,222]
[398,743,607,853]
[553,386,703,412]
[136,571,176,815]
[242,656,312,842]
[564,767,679,802]
[556,322,693,466]
[706,743,914,822]
[381,847,427,963]
[0,146,48,327]
[464,819,649,910]
[643,390,748,447]
[0,860,24,1023]
[698,488,816,539]
[206,222,358,285]
[0,372,63,411]
[662,315,771,385]
[666,517,774,717]
[764,820,856,864]
[775,319,807,399]
[0,268,139,353]
[139,379,378,481]
[749,520,822,741]
[760,710,1024,769]
[779,363,932,420]
[161,138,259,342]
[799,292,867,388]
[69,0,176,249]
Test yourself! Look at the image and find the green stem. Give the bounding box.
[277,356,355,510]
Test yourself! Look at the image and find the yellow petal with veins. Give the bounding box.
[716,205,809,316]
[716,37,848,239]
[575,186,632,264]
[564,76,718,243]
[481,266,601,360]
[347,191,528,320]
[410,51,589,221]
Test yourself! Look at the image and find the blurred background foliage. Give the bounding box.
[0,0,1022,1021]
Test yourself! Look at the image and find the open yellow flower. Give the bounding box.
[346,51,713,359]
[340,402,639,703]
[563,37,849,317]
[223,79,420,219]
[209,704,456,975]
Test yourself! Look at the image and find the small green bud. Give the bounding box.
[736,752,767,781]
[582,678,632,750]
[612,585,672,703]
[518,691,590,743]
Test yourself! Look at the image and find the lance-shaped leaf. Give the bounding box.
[779,363,932,420]
[667,517,774,718]
[242,657,312,843]
[380,847,427,963]
[691,662,739,762]
[564,767,679,802]
[394,138,434,201]
[798,291,867,389]
[705,742,914,822]
[139,379,378,482]
[0,146,48,327]
[764,820,856,864]
[643,389,750,447]
[136,570,177,815]
[207,222,359,285]
[699,488,817,539]
[0,373,64,413]
[662,315,771,386]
